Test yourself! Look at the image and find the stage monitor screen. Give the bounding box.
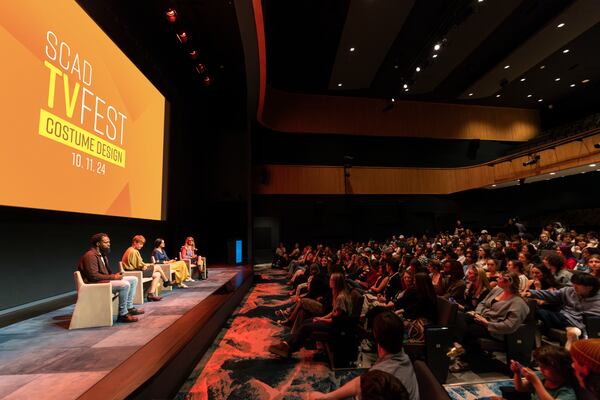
[0,1,167,220]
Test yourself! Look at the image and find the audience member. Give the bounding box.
[570,339,600,399]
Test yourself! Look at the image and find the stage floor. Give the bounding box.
[0,266,243,400]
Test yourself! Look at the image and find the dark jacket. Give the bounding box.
[77,248,114,283]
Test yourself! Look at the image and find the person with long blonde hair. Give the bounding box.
[269,272,353,358]
[180,236,206,281]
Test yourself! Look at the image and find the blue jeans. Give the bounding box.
[111,276,138,316]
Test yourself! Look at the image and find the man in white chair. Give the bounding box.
[77,233,143,323]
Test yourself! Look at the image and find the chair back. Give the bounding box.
[436,296,457,326]
[413,360,451,399]
[350,289,365,318]
[73,271,84,292]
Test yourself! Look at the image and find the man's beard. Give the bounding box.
[100,248,111,255]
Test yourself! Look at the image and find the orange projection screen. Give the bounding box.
[0,1,166,220]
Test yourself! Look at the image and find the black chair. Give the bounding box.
[405,296,458,384]
[413,360,451,400]
[546,315,600,344]
[476,299,538,372]
[312,289,365,370]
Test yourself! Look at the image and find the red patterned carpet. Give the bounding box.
[176,267,362,400]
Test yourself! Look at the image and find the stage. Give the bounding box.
[0,265,253,400]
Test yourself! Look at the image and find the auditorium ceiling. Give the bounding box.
[262,0,600,111]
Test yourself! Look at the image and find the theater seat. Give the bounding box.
[546,315,600,344]
[312,289,365,370]
[477,299,538,369]
[413,360,451,400]
[404,296,457,384]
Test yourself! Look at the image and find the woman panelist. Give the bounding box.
[152,238,190,288]
[180,237,206,280]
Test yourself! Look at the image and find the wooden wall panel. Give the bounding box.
[261,87,540,141]
[255,133,600,195]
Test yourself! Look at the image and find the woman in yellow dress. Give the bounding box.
[152,238,190,288]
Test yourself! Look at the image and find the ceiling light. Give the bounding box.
[540,65,546,69]
[391,98,396,103]
[403,84,408,89]
[349,47,355,52]
[189,50,199,59]
[555,78,561,81]
[590,164,597,167]
[176,31,188,44]
[434,44,441,51]
[202,75,212,86]
[416,67,421,72]
[404,88,409,92]
[394,65,399,69]
[195,63,207,74]
[433,54,438,58]
[538,99,543,102]
[550,172,556,175]
[527,94,533,98]
[562,49,570,54]
[496,94,501,98]
[165,9,177,23]
[337,83,343,87]
[557,22,565,28]
[582,79,590,83]
[478,0,484,2]
[570,83,576,87]
[492,184,496,187]
[468,93,474,96]
[520,78,526,82]
[504,65,510,69]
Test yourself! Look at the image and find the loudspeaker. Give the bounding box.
[467,139,480,159]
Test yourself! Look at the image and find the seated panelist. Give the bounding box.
[180,236,206,280]
[122,235,171,301]
[77,233,143,323]
[152,238,190,288]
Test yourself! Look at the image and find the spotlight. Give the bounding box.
[202,75,212,86]
[189,50,199,59]
[165,9,177,23]
[434,43,441,51]
[522,154,540,166]
[176,31,188,44]
[195,63,207,74]
[415,67,421,72]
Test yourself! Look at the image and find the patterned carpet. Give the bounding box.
[176,266,362,400]
[445,379,513,400]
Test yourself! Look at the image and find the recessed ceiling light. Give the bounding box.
[570,83,576,87]
[538,99,543,102]
[555,78,561,81]
[434,44,441,51]
[540,65,546,69]
[433,54,438,58]
[550,172,556,175]
[391,98,396,103]
[492,184,496,187]
[496,94,501,98]
[349,47,355,52]
[337,83,343,87]
[416,67,421,72]
[468,93,474,96]
[562,49,570,54]
[582,79,590,83]
[478,0,484,2]
[403,84,408,89]
[590,164,597,167]
[557,23,565,28]
[527,94,533,98]
[394,65,399,69]
[404,88,409,92]
[504,65,510,69]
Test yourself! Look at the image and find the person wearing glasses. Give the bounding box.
[448,272,529,372]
